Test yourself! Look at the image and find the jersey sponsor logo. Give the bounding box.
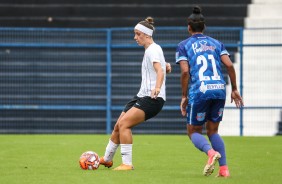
[196,112,206,121]
[200,81,225,93]
[207,84,225,90]
[192,40,216,54]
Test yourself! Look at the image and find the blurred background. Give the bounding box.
[0,0,281,136]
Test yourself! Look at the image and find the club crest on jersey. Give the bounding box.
[196,112,206,121]
[218,108,224,117]
[192,40,216,54]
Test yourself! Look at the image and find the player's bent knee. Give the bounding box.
[118,121,131,131]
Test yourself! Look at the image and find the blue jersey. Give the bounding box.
[176,34,229,103]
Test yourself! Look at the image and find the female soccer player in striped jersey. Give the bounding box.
[176,6,244,177]
[99,17,171,170]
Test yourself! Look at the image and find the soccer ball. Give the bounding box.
[79,151,100,170]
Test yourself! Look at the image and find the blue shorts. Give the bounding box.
[186,99,225,126]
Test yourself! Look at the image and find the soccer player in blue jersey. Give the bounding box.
[176,6,244,178]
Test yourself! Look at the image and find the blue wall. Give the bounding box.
[0,27,243,134]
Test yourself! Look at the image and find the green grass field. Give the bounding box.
[0,135,281,184]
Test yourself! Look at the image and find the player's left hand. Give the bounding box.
[151,88,160,99]
[231,90,244,108]
[166,62,172,74]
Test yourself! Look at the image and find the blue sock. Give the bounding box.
[209,133,226,166]
[191,133,212,154]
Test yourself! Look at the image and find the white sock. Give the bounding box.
[120,144,132,165]
[103,139,119,162]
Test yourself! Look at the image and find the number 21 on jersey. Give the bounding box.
[197,54,220,81]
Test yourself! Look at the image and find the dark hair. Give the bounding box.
[188,6,205,32]
[138,16,155,32]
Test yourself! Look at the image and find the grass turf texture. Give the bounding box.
[0,135,281,184]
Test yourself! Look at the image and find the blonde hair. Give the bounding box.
[138,17,155,32]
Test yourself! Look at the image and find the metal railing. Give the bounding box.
[0,27,281,135]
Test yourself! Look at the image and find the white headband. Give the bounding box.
[134,24,153,36]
